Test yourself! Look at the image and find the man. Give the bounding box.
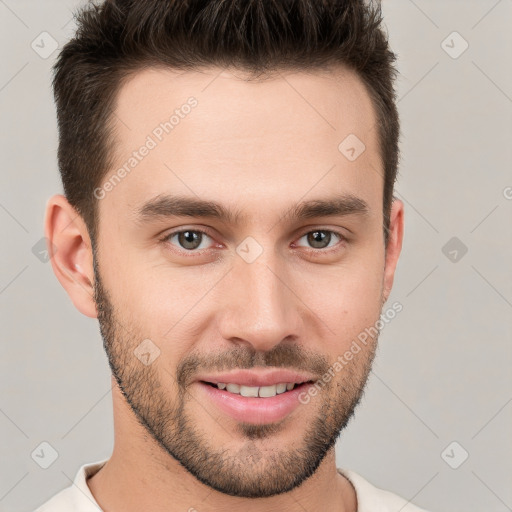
[36,0,430,510]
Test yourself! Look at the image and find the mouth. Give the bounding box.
[201,380,313,398]
[196,377,316,425]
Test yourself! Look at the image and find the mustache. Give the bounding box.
[176,343,331,388]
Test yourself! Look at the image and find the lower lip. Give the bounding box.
[197,381,313,424]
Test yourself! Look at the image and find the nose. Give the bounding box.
[216,250,304,353]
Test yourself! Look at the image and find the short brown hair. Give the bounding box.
[53,0,399,247]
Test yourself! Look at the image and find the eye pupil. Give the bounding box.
[307,230,331,249]
[179,230,202,250]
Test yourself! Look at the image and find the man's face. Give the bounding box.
[92,66,396,497]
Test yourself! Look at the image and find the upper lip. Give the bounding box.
[196,369,316,387]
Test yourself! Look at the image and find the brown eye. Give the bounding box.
[165,230,212,251]
[308,230,331,249]
[297,230,342,250]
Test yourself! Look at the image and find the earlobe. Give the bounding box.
[44,194,98,318]
[382,198,404,304]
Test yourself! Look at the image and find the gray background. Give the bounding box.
[1,1,511,511]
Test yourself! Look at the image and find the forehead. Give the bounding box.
[103,65,382,222]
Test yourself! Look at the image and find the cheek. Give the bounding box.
[305,252,385,350]
[97,250,177,342]
[109,263,216,349]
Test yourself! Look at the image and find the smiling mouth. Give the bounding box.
[201,381,313,398]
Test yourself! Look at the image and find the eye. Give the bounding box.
[295,229,344,250]
[160,227,345,256]
[163,229,214,251]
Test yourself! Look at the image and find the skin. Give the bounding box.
[45,65,403,512]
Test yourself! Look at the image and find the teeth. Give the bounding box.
[226,383,240,394]
[216,382,297,397]
[240,385,259,397]
[276,383,287,394]
[259,385,277,397]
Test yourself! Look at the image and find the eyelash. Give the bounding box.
[159,227,346,257]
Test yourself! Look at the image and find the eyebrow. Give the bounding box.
[134,193,369,225]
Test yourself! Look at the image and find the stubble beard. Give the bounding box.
[92,256,379,498]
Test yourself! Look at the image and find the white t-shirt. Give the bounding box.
[34,459,430,512]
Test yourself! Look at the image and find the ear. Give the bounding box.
[382,197,404,304]
[44,194,97,318]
